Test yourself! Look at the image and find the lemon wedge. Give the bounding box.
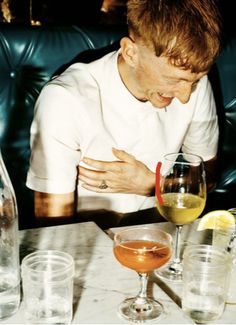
[197,210,235,231]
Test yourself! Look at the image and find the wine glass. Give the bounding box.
[113,226,172,322]
[156,153,206,282]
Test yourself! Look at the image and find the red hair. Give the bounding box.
[127,0,222,72]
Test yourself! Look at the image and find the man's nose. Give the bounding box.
[174,83,192,104]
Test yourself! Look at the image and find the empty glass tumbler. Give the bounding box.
[0,151,20,319]
[182,244,232,323]
[21,250,75,324]
[212,208,236,304]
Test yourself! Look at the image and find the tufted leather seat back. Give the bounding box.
[0,24,235,228]
[207,37,236,211]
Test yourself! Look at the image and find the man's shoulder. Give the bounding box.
[49,63,98,89]
[46,50,117,96]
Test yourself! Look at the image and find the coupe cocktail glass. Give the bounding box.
[113,226,172,322]
[156,153,206,281]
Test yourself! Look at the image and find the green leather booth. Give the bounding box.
[0,24,235,229]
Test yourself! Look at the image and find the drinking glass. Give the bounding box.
[156,153,206,281]
[113,226,172,322]
[182,244,231,323]
[21,250,75,324]
[212,208,236,304]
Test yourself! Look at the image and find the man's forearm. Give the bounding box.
[34,191,76,227]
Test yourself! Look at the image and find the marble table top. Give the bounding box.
[108,220,236,324]
[0,221,195,324]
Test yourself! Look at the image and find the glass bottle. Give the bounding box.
[0,151,20,319]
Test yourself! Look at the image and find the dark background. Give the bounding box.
[0,1,234,43]
[0,1,234,41]
[0,0,127,26]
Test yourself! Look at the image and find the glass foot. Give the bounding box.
[118,297,163,323]
[155,264,183,282]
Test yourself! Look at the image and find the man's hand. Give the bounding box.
[78,148,155,196]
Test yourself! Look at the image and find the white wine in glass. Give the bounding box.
[113,226,172,322]
[156,153,206,281]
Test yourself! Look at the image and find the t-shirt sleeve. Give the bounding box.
[181,76,219,161]
[26,84,83,194]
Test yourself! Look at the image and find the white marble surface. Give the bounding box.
[108,220,236,324]
[1,222,194,324]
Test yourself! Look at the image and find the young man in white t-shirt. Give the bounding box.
[26,0,221,226]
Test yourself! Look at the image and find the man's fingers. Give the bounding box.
[79,174,101,187]
[82,157,119,173]
[82,157,108,170]
[79,166,105,179]
[112,147,136,163]
[81,182,112,193]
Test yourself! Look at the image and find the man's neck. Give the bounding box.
[117,53,147,102]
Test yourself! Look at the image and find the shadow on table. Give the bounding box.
[76,207,165,230]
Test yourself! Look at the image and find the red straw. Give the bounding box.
[156,161,164,206]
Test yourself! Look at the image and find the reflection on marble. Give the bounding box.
[0,222,196,324]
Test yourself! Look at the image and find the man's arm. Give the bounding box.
[78,148,155,196]
[78,148,218,196]
[34,191,76,227]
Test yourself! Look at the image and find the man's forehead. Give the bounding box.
[137,42,208,77]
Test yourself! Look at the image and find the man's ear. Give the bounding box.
[120,37,139,67]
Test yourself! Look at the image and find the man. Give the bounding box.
[26,0,221,227]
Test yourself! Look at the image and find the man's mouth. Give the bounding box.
[157,92,173,103]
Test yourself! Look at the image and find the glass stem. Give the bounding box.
[135,273,149,305]
[129,273,153,314]
[170,225,183,272]
[138,273,148,298]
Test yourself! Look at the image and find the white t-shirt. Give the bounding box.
[26,50,218,213]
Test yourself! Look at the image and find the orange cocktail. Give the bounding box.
[114,240,171,273]
[113,226,172,323]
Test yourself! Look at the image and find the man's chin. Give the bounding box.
[151,99,173,109]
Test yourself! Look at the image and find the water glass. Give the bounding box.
[21,250,75,324]
[227,258,236,304]
[212,208,236,304]
[182,244,231,323]
[212,215,235,250]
